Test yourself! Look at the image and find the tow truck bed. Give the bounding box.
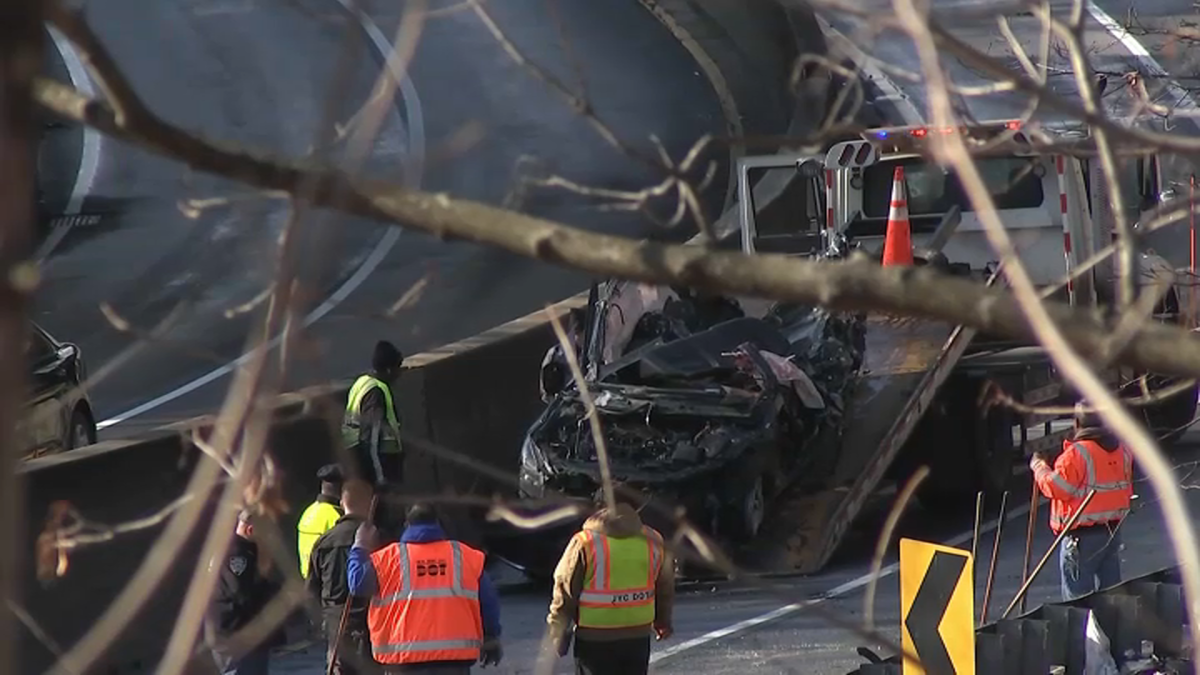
[744,313,976,574]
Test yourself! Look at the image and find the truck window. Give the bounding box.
[861,157,1045,218]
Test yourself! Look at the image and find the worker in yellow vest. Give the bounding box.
[342,341,405,488]
[544,486,675,675]
[298,464,345,579]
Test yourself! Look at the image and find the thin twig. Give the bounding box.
[546,306,614,511]
[863,466,928,632]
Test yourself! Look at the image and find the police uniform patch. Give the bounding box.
[229,556,248,576]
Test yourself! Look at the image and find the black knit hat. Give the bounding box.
[405,503,439,526]
[316,463,344,485]
[372,340,404,373]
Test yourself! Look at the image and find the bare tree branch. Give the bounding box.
[29,69,1200,379]
[863,466,928,632]
[0,1,42,672]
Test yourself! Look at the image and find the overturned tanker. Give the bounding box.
[516,264,866,557]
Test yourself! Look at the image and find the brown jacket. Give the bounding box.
[545,504,675,649]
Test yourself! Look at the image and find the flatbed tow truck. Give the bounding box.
[736,119,1200,574]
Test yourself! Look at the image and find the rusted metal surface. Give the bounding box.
[745,313,970,574]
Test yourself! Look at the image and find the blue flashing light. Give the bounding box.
[876,130,889,139]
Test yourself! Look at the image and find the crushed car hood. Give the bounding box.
[523,293,865,485]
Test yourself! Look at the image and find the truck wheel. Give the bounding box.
[913,383,1013,511]
[975,405,1016,495]
[718,456,770,544]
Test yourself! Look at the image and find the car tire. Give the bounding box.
[720,471,766,544]
[66,408,95,450]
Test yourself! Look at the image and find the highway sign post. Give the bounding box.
[900,538,975,674]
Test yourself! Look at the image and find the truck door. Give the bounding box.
[735,154,825,255]
[1136,154,1162,212]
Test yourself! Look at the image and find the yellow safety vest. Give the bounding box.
[342,374,402,454]
[297,501,342,578]
[576,526,663,629]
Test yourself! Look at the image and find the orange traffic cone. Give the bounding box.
[882,165,914,266]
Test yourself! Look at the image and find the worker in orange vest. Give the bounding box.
[347,503,503,674]
[1030,405,1133,601]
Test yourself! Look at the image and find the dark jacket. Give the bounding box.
[347,523,502,667]
[307,514,369,626]
[357,376,400,445]
[356,376,402,485]
[207,536,284,646]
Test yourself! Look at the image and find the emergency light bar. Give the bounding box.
[859,120,1029,155]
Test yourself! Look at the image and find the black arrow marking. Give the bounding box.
[905,550,968,675]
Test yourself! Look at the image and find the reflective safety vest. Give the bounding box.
[297,500,342,578]
[342,374,402,454]
[576,526,664,629]
[367,540,485,665]
[1038,440,1133,534]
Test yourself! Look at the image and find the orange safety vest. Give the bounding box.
[576,525,663,629]
[367,540,485,665]
[1038,439,1133,534]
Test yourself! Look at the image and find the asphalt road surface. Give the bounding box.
[265,429,1200,675]
[33,0,730,439]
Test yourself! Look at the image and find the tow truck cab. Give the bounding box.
[741,120,1172,292]
[733,119,1198,516]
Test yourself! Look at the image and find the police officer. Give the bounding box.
[307,479,379,675]
[1030,403,1134,601]
[348,503,503,674]
[205,509,285,675]
[299,464,345,579]
[544,487,674,675]
[342,341,405,489]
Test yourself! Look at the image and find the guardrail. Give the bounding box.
[852,564,1190,674]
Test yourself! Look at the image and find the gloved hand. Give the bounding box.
[353,522,379,551]
[479,638,503,667]
[1029,447,1052,467]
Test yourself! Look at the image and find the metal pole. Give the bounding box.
[979,490,1009,627]
[964,487,984,605]
[969,492,979,569]
[1020,483,1040,614]
[1190,174,1196,327]
[1002,490,1098,619]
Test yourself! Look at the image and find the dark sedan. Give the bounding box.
[21,322,97,459]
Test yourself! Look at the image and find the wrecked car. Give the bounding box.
[517,275,866,550]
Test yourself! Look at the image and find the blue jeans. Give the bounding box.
[212,645,270,675]
[1059,524,1122,601]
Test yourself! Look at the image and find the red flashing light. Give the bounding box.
[911,128,928,138]
[940,126,955,134]
[1006,120,1022,130]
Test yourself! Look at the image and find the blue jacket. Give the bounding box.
[348,523,501,639]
